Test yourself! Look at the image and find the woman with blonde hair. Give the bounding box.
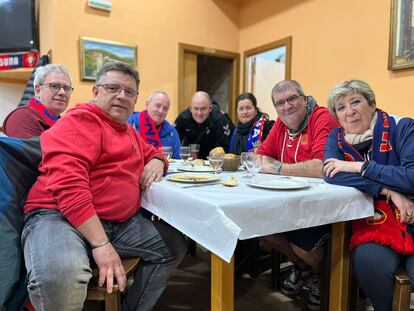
[323,79,414,311]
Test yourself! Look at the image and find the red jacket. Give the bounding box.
[24,103,167,227]
[257,106,338,163]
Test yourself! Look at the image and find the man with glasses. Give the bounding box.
[21,61,186,311]
[257,80,338,311]
[3,64,73,138]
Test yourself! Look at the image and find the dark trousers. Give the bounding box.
[353,243,414,311]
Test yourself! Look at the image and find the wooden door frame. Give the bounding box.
[178,43,240,122]
[243,36,292,92]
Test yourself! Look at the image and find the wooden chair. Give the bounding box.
[392,269,412,311]
[86,257,140,311]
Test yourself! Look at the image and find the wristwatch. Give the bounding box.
[274,162,282,175]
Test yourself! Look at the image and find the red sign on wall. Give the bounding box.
[0,51,39,70]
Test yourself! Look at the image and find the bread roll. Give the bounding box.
[209,147,225,157]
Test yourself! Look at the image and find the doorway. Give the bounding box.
[244,37,292,120]
[178,43,240,122]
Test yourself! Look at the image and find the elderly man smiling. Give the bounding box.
[128,91,181,159]
[257,80,338,311]
[21,62,186,311]
[3,64,73,138]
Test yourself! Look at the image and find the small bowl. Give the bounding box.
[222,156,241,171]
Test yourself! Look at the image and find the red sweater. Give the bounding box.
[257,106,339,163]
[24,103,167,227]
[3,104,50,138]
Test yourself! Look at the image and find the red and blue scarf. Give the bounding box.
[337,110,414,254]
[28,98,59,126]
[139,110,162,148]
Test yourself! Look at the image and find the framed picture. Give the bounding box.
[80,37,137,80]
[389,0,414,70]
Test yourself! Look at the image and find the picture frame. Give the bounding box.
[389,0,414,70]
[79,36,137,80]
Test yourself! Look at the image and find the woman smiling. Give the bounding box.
[228,92,274,155]
[323,79,414,311]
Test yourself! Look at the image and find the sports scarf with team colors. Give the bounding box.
[337,110,414,254]
[139,110,162,148]
[28,98,59,126]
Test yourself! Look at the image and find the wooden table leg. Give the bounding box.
[211,253,234,311]
[329,222,351,311]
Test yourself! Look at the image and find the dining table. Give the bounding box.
[141,160,374,310]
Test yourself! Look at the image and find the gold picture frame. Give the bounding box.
[79,37,137,81]
[389,0,414,70]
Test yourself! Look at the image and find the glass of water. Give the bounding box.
[246,152,262,178]
[208,155,224,175]
[180,146,191,164]
[159,146,172,160]
[240,152,251,178]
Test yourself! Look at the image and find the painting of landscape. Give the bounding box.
[80,37,137,80]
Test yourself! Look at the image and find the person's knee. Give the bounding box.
[28,257,91,293]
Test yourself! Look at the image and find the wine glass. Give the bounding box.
[246,153,262,178]
[159,146,172,160]
[190,144,200,159]
[180,146,191,165]
[208,155,224,175]
[240,152,251,178]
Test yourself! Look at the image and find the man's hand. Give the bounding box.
[92,243,126,293]
[140,158,164,190]
[259,155,280,174]
[323,158,363,177]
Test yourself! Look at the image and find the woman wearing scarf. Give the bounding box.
[324,79,414,311]
[3,64,72,138]
[228,92,274,155]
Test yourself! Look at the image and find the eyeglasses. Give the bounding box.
[41,83,74,94]
[273,94,301,109]
[97,84,139,99]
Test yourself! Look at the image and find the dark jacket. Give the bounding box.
[174,105,234,159]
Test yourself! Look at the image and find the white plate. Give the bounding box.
[176,165,215,173]
[247,178,309,190]
[167,173,219,183]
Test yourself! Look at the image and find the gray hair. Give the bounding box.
[327,79,376,116]
[147,91,169,103]
[271,80,305,105]
[96,61,140,88]
[33,64,72,88]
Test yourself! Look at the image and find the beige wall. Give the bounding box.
[38,0,240,122]
[3,0,413,124]
[240,0,414,117]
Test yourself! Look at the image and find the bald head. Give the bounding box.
[189,91,212,124]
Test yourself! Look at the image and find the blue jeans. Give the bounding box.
[21,209,186,311]
[353,243,414,311]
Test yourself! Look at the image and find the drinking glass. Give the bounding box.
[208,155,224,175]
[180,146,191,164]
[246,152,262,178]
[240,152,251,178]
[159,146,172,160]
[190,144,200,159]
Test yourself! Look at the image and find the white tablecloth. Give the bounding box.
[142,163,374,262]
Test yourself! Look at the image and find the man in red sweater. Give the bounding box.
[22,62,185,311]
[257,80,338,311]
